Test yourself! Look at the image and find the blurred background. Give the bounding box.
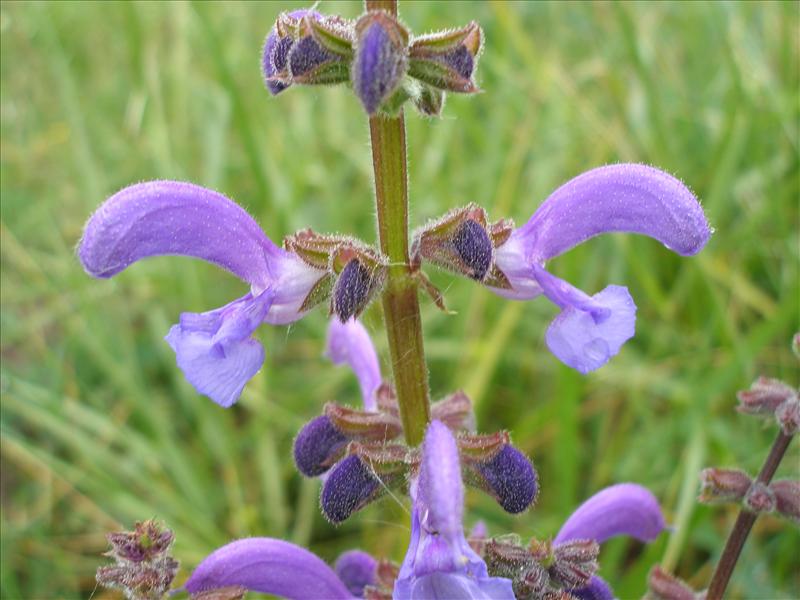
[1,1,798,598]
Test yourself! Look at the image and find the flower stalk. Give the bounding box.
[706,430,794,600]
[365,0,431,446]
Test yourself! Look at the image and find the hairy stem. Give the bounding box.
[706,430,793,599]
[366,0,431,446]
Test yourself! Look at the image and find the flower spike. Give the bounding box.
[79,181,328,407]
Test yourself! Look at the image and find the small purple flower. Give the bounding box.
[490,163,711,373]
[395,420,515,599]
[78,181,327,408]
[353,11,409,114]
[554,483,666,599]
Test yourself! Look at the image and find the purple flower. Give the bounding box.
[326,317,382,411]
[554,483,666,599]
[490,163,711,373]
[78,181,327,408]
[395,420,515,599]
[184,538,360,599]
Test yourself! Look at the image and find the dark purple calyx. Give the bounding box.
[476,445,538,514]
[293,415,348,477]
[321,454,381,523]
[453,219,493,281]
[333,259,374,322]
[263,32,295,95]
[289,36,339,78]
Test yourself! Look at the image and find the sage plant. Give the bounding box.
[81,2,729,599]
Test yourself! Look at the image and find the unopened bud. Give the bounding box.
[293,415,348,477]
[408,22,483,93]
[263,10,318,94]
[333,259,377,322]
[321,454,382,523]
[484,537,536,580]
[698,468,752,504]
[516,563,551,599]
[453,219,493,280]
[106,520,175,563]
[736,376,795,416]
[353,11,409,114]
[469,444,537,514]
[770,480,799,524]
[548,539,600,590]
[743,481,776,514]
[288,35,349,85]
[646,566,697,600]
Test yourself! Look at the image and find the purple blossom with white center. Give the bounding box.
[395,420,515,599]
[490,163,711,373]
[554,483,666,599]
[78,180,327,408]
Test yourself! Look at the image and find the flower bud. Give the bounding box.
[321,454,382,523]
[647,566,697,600]
[411,204,514,288]
[770,479,800,525]
[408,21,482,93]
[736,376,795,416]
[698,468,752,505]
[353,11,409,114]
[288,34,349,86]
[483,537,536,580]
[106,520,175,563]
[293,415,349,477]
[462,440,538,514]
[262,10,317,94]
[743,481,776,514]
[333,259,375,322]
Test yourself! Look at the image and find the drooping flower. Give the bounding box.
[554,483,666,599]
[414,163,711,373]
[394,420,516,599]
[78,181,330,408]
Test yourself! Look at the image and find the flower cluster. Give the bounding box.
[262,8,482,117]
[80,4,720,600]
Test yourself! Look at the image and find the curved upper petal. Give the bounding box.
[418,421,463,540]
[184,537,353,600]
[515,163,710,262]
[555,483,666,545]
[79,181,284,291]
[326,318,382,411]
[165,290,274,407]
[334,550,377,598]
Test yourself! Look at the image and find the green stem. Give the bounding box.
[706,430,793,599]
[366,0,430,446]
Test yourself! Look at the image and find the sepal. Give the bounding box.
[698,468,752,505]
[307,14,355,57]
[431,390,476,432]
[771,480,800,525]
[408,21,483,93]
[325,402,403,441]
[646,566,698,600]
[530,538,599,591]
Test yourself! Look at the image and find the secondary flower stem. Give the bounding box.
[366,0,430,447]
[706,430,793,600]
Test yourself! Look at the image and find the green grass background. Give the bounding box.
[1,1,798,598]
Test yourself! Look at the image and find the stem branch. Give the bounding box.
[706,430,793,599]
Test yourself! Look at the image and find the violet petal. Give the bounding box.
[164,289,274,407]
[477,445,538,514]
[555,483,666,545]
[79,181,282,291]
[354,19,406,114]
[518,163,711,261]
[326,318,382,411]
[184,537,353,599]
[418,420,463,539]
[321,454,381,523]
[334,550,377,597]
[533,265,637,373]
